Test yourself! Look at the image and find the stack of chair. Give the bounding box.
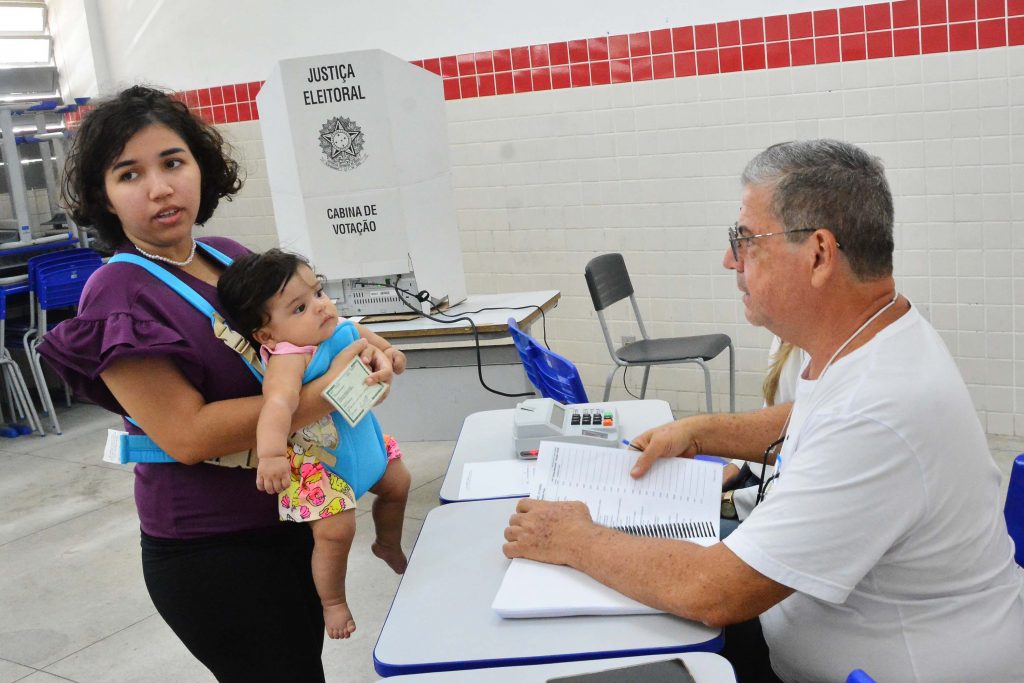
[20,248,104,434]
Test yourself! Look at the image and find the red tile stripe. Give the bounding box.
[65,0,1024,127]
[64,81,265,128]
[421,0,1024,100]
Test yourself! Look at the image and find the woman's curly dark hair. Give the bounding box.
[61,85,243,249]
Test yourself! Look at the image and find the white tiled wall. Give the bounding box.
[209,44,1024,434]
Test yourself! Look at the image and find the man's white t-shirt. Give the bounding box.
[724,305,1024,683]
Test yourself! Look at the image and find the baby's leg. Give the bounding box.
[369,458,411,574]
[310,509,357,639]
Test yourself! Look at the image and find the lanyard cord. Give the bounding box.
[756,291,900,505]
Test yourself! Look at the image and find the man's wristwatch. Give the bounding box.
[721,490,738,520]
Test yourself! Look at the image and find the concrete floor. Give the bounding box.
[0,401,1021,683]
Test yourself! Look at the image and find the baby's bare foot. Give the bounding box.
[372,541,408,574]
[323,602,356,640]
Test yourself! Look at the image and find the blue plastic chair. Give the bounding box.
[0,283,43,436]
[507,318,588,405]
[1005,453,1024,567]
[846,670,877,683]
[22,250,103,433]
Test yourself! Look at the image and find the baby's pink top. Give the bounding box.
[259,341,318,367]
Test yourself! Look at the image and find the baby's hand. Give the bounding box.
[256,456,291,494]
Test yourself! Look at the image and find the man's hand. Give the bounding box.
[502,498,596,566]
[256,455,291,494]
[628,421,700,479]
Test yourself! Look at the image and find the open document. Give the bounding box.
[493,441,722,618]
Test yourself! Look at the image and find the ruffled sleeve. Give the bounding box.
[37,238,261,417]
[38,310,190,413]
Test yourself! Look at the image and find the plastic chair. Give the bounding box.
[846,669,877,683]
[1005,453,1024,567]
[0,283,44,436]
[584,253,735,411]
[22,250,103,433]
[507,318,588,405]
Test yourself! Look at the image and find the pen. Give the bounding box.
[622,439,643,451]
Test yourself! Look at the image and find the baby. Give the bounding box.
[218,248,411,639]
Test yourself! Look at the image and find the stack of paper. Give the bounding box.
[492,441,722,618]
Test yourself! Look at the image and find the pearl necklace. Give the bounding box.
[134,239,197,267]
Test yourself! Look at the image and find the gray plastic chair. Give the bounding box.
[584,253,735,412]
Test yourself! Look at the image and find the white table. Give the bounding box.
[362,290,560,440]
[439,400,675,503]
[373,497,722,677]
[361,290,559,345]
[377,652,736,681]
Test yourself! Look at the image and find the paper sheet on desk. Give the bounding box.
[493,558,664,618]
[531,442,722,530]
[458,460,537,499]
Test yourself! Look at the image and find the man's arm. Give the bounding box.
[629,402,793,477]
[503,498,793,627]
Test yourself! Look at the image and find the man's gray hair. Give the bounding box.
[742,139,894,280]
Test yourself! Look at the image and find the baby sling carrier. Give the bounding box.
[109,240,388,498]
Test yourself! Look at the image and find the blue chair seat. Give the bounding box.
[1005,453,1024,567]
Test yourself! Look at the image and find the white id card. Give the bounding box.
[321,357,388,427]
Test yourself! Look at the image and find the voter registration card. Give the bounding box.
[321,356,388,427]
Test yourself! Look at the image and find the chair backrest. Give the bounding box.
[507,318,588,404]
[0,282,29,321]
[36,263,102,310]
[27,248,102,287]
[1005,453,1024,567]
[584,253,634,312]
[846,670,877,683]
[584,253,651,355]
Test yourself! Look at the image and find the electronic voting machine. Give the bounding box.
[512,398,620,458]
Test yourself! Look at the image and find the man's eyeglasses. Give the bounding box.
[727,224,818,262]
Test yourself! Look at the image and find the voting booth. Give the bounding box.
[257,49,467,315]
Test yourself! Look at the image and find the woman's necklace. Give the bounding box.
[134,238,197,267]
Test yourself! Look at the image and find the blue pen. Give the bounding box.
[622,439,643,451]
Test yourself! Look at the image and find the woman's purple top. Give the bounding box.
[38,236,278,539]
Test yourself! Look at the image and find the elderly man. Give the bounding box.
[503,140,1024,683]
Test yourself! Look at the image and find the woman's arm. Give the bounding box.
[100,338,370,464]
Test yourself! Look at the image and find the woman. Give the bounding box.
[39,86,391,682]
[720,336,806,534]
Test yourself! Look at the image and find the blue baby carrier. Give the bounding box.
[110,241,387,498]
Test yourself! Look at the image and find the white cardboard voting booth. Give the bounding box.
[257,49,467,315]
